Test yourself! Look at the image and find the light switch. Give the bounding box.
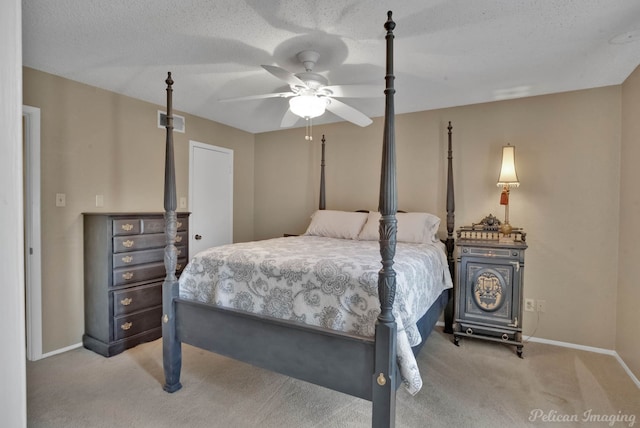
[179,197,187,209]
[55,193,66,207]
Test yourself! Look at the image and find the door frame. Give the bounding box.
[188,141,234,253]
[23,105,42,361]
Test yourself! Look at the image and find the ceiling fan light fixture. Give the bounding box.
[289,95,326,119]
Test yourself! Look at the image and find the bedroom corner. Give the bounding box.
[618,63,640,381]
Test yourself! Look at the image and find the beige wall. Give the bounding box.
[256,86,623,351]
[618,65,640,377]
[23,68,255,353]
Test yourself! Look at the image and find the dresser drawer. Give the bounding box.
[112,245,187,268]
[142,217,189,234]
[112,258,187,287]
[112,219,142,236]
[460,246,521,259]
[458,321,519,340]
[112,282,162,316]
[113,231,187,253]
[113,306,163,341]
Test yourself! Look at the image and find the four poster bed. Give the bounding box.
[160,12,455,428]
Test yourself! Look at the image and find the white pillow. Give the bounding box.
[358,211,441,243]
[303,210,369,240]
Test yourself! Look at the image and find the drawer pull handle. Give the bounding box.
[502,333,509,341]
[121,322,133,331]
[177,221,182,228]
[120,297,133,306]
[175,235,183,243]
[466,328,473,335]
[123,240,134,248]
[122,272,134,280]
[376,373,386,386]
[121,223,134,232]
[121,255,133,263]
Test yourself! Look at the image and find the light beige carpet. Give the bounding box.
[27,329,639,427]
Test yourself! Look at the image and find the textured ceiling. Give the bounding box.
[22,0,640,134]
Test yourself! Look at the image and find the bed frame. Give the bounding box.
[160,12,454,428]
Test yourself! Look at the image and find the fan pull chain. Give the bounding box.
[305,117,313,141]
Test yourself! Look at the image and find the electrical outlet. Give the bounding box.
[55,193,66,207]
[524,298,535,312]
[95,194,104,207]
[537,300,546,313]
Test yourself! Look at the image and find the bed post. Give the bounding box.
[372,11,397,428]
[161,72,183,393]
[319,134,326,210]
[444,121,455,334]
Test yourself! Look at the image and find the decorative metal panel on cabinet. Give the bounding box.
[83,212,189,356]
[453,221,527,357]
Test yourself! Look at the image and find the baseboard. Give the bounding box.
[612,352,640,389]
[526,336,616,355]
[41,342,82,359]
[439,323,640,389]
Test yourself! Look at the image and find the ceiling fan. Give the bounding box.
[221,50,379,128]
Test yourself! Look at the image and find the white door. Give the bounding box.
[23,106,42,361]
[189,141,233,256]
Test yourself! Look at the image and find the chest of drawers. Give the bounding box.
[83,212,189,356]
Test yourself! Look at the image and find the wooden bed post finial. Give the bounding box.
[385,10,395,31]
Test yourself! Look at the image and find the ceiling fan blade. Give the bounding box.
[262,65,307,88]
[280,108,299,128]
[322,84,382,98]
[325,98,373,127]
[219,91,294,102]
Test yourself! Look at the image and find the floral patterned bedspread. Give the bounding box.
[178,235,453,394]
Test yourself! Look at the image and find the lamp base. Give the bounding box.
[500,223,513,235]
[499,222,515,243]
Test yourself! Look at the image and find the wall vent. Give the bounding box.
[158,110,185,133]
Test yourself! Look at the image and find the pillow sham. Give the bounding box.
[358,211,441,243]
[303,210,369,240]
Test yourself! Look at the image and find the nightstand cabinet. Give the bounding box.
[453,232,527,357]
[83,212,189,357]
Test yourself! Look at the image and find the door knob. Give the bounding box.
[195,234,202,240]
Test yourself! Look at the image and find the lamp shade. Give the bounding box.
[497,144,520,187]
[289,95,327,119]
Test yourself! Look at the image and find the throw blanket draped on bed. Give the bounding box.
[178,236,453,394]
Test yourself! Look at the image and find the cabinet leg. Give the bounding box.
[517,346,523,358]
[453,335,460,347]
